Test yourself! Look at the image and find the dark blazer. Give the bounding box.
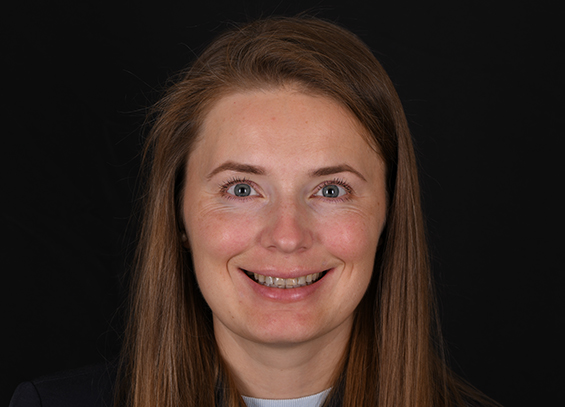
[10,362,347,407]
[9,363,115,407]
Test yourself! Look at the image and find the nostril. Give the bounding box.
[259,203,314,253]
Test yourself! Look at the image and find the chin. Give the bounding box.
[240,311,351,347]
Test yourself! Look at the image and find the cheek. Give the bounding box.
[319,212,382,265]
[186,208,258,264]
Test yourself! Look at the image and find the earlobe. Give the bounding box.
[181,233,190,249]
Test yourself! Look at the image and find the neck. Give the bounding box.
[214,317,351,399]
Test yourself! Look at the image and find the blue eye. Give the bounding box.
[315,183,348,198]
[321,185,340,198]
[226,182,258,197]
[233,183,251,197]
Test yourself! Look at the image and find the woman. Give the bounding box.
[10,15,497,407]
[115,15,498,407]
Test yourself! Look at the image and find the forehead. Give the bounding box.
[193,88,377,164]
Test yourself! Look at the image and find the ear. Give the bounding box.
[181,232,190,249]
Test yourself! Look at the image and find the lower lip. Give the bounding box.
[240,268,332,302]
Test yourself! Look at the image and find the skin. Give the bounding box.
[182,87,387,399]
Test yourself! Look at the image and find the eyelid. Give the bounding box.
[312,178,353,201]
[219,176,353,202]
[219,177,261,200]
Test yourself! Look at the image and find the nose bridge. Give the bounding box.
[261,195,313,253]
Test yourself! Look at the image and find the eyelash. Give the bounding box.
[218,177,258,201]
[218,177,353,202]
[314,178,353,202]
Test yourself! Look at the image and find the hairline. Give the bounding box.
[186,81,383,162]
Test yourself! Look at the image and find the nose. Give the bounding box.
[260,200,313,253]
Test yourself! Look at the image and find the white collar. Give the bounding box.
[241,388,331,407]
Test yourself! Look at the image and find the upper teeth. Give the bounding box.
[245,271,324,288]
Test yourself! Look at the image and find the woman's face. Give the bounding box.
[182,88,387,347]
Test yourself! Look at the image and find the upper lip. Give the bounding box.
[239,267,331,279]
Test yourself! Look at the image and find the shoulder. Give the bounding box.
[9,362,116,407]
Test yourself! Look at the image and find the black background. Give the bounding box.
[3,1,563,406]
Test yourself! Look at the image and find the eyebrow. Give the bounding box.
[206,161,366,182]
[206,161,266,180]
[309,164,367,182]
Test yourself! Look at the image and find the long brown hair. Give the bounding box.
[116,16,496,407]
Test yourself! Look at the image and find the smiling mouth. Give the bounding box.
[243,270,328,289]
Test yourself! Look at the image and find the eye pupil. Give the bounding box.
[234,183,251,197]
[322,185,339,198]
